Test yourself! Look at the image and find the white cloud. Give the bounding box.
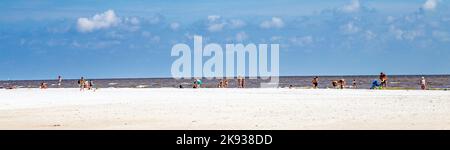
[270,36,283,42]
[432,31,450,42]
[128,17,140,25]
[148,14,162,24]
[77,10,120,33]
[207,23,225,32]
[389,26,404,40]
[170,22,180,31]
[423,0,439,11]
[235,31,248,42]
[229,19,246,29]
[290,36,313,46]
[386,16,396,23]
[207,15,221,22]
[389,25,423,41]
[341,0,360,13]
[341,22,360,34]
[206,15,226,32]
[260,17,284,29]
[365,30,376,40]
[151,36,160,43]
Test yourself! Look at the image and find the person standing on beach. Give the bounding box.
[224,79,229,88]
[57,76,63,87]
[237,77,242,88]
[420,77,427,90]
[338,79,345,89]
[352,79,357,89]
[237,76,245,88]
[218,79,223,88]
[78,77,85,91]
[312,76,319,89]
[88,80,94,90]
[379,72,388,88]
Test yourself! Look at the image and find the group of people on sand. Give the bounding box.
[37,76,95,91]
[78,77,95,91]
[310,72,429,90]
[370,72,389,89]
[40,75,63,89]
[312,77,355,89]
[331,79,346,89]
[217,79,229,88]
[190,77,246,88]
[216,77,245,88]
[193,78,203,88]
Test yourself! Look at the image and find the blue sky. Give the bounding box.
[1,0,450,80]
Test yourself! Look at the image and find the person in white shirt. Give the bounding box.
[420,77,427,90]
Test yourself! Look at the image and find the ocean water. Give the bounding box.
[1,75,449,89]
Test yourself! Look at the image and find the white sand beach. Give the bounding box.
[0,88,449,130]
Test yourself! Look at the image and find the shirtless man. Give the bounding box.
[312,76,319,89]
[338,79,345,89]
[379,72,388,88]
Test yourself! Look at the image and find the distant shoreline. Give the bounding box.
[1,74,450,82]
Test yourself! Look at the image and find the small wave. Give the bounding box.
[108,83,118,85]
[136,85,149,88]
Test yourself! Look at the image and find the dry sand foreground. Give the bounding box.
[0,88,449,130]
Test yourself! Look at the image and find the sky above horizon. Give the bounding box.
[1,0,450,80]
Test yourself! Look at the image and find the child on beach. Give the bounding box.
[312,76,319,89]
[78,77,85,91]
[420,77,427,90]
[371,80,381,89]
[352,79,357,89]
